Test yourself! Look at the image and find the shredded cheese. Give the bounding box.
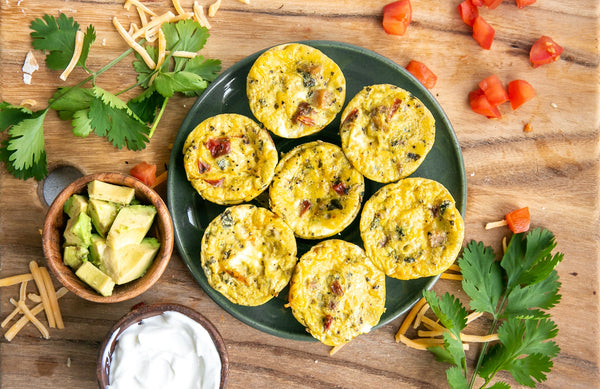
[440,273,463,281]
[125,0,157,16]
[19,99,37,108]
[395,297,427,341]
[1,306,21,328]
[502,236,507,253]
[413,303,430,329]
[113,17,156,69]
[236,0,250,4]
[137,5,149,27]
[329,344,345,356]
[171,50,198,58]
[28,293,41,303]
[156,28,167,70]
[0,273,33,287]
[28,261,55,329]
[59,30,85,81]
[193,2,212,29]
[17,300,49,339]
[466,311,483,324]
[208,0,222,17]
[172,0,187,15]
[128,22,140,36]
[420,316,446,332]
[151,170,168,188]
[485,219,508,230]
[41,267,64,329]
[448,264,461,272]
[131,11,175,40]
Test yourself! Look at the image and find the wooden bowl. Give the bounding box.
[42,172,174,303]
[96,303,229,388]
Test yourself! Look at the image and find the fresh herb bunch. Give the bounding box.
[0,13,221,181]
[423,228,563,388]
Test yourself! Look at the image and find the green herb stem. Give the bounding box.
[148,96,169,139]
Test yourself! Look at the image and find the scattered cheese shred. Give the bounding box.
[41,267,64,329]
[0,273,33,287]
[502,236,508,253]
[151,170,168,188]
[137,6,149,27]
[156,28,167,70]
[59,30,85,81]
[125,0,157,16]
[172,50,198,58]
[131,11,175,40]
[420,316,446,332]
[208,0,222,17]
[485,219,508,230]
[113,17,157,69]
[172,0,187,15]
[17,300,49,339]
[127,22,140,36]
[466,311,483,324]
[329,344,345,356]
[28,261,56,329]
[440,273,463,281]
[412,302,430,329]
[28,293,41,303]
[395,297,427,341]
[193,1,212,29]
[1,306,21,328]
[448,264,461,272]
[19,99,37,109]
[236,0,250,4]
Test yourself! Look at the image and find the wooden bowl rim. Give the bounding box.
[96,303,229,388]
[42,172,174,303]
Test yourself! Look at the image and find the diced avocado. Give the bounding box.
[89,234,107,268]
[106,205,157,250]
[63,245,89,270]
[102,238,160,285]
[63,194,88,218]
[87,180,135,205]
[75,261,115,297]
[63,212,92,247]
[88,198,120,237]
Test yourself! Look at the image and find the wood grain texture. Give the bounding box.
[1,0,599,388]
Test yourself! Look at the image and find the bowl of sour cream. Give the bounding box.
[97,303,229,389]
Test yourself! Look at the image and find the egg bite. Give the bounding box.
[201,204,297,306]
[247,43,346,138]
[287,239,386,346]
[339,84,436,183]
[269,141,364,239]
[360,177,464,280]
[183,113,278,205]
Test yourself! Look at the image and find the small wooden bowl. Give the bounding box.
[96,303,229,388]
[42,172,174,303]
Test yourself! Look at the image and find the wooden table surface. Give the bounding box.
[1,1,598,388]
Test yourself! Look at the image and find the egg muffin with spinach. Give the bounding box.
[339,84,435,183]
[183,113,278,205]
[247,43,346,138]
[287,239,386,346]
[360,177,464,280]
[269,141,364,239]
[201,204,297,306]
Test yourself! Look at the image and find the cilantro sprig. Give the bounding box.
[423,229,563,388]
[0,12,221,181]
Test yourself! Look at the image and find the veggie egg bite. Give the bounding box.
[201,204,297,306]
[339,84,435,183]
[360,177,464,280]
[269,141,365,239]
[246,43,346,138]
[183,113,278,205]
[287,239,386,347]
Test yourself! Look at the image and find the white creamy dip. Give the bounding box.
[107,311,221,389]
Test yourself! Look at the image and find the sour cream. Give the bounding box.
[107,311,221,389]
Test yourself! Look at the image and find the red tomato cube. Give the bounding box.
[405,60,438,89]
[530,36,564,68]
[130,161,157,187]
[507,79,536,109]
[457,0,479,27]
[382,0,412,36]
[472,16,495,50]
[515,0,536,8]
[478,74,509,106]
[469,88,502,119]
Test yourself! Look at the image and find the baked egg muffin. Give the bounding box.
[183,113,278,205]
[201,204,297,306]
[339,84,436,183]
[269,141,364,239]
[287,239,386,346]
[247,43,346,138]
[360,177,464,280]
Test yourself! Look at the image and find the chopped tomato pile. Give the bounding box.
[469,74,536,118]
[130,161,157,187]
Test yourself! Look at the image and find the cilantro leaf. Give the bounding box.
[428,331,467,368]
[459,241,503,318]
[128,87,165,124]
[88,88,149,150]
[50,87,94,120]
[71,109,93,137]
[0,139,48,180]
[486,382,511,389]
[30,13,95,71]
[479,318,560,387]
[446,366,469,389]
[5,110,48,170]
[184,56,221,82]
[0,102,33,131]
[423,290,467,337]
[503,270,561,319]
[153,71,207,98]
[161,20,209,71]
[132,46,159,89]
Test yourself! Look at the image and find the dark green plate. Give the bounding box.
[167,41,466,341]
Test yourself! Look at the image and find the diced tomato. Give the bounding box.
[478,74,509,106]
[332,181,348,196]
[482,0,503,9]
[204,178,224,187]
[515,0,536,8]
[469,88,501,118]
[529,36,563,68]
[471,0,484,5]
[505,207,530,233]
[472,16,495,50]
[206,137,231,158]
[405,60,438,89]
[507,79,536,109]
[198,160,211,174]
[457,0,479,27]
[299,199,312,216]
[130,161,157,187]
[382,0,412,36]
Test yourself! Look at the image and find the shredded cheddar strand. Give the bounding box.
[59,30,85,81]
[440,273,463,281]
[28,261,55,328]
[0,273,33,287]
[395,297,427,341]
[17,300,49,339]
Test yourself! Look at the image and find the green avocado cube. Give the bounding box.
[63,245,89,270]
[63,194,89,218]
[87,180,135,205]
[102,238,160,285]
[88,198,120,237]
[106,205,157,250]
[63,212,92,247]
[89,234,107,268]
[75,261,115,297]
